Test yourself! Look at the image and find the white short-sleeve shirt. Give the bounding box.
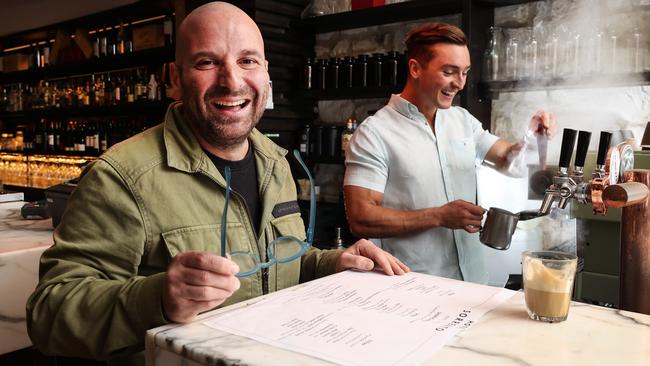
[344,94,499,283]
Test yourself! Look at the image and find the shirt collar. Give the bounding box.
[388,94,433,127]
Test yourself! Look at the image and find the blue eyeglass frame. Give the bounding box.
[220,150,316,277]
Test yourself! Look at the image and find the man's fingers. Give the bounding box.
[178,266,241,288]
[178,251,239,275]
[388,255,409,275]
[464,224,481,233]
[342,254,375,272]
[177,281,239,302]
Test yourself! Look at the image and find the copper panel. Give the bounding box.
[619,169,650,315]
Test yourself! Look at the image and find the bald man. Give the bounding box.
[26,3,407,365]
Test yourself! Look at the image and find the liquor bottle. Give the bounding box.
[93,36,101,58]
[113,74,123,105]
[116,22,127,55]
[32,45,42,69]
[340,117,356,156]
[127,71,136,103]
[42,46,50,67]
[303,58,313,90]
[147,74,158,101]
[54,121,62,152]
[77,121,86,152]
[100,33,108,57]
[34,119,44,152]
[43,81,51,108]
[135,68,147,101]
[107,28,117,56]
[46,120,56,152]
[0,87,8,112]
[99,122,108,152]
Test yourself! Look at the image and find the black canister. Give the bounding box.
[315,59,328,90]
[324,125,338,157]
[311,125,323,158]
[384,51,399,86]
[327,58,340,89]
[369,53,383,87]
[303,58,313,90]
[354,55,368,88]
[340,56,354,88]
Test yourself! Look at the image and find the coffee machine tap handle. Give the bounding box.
[558,128,578,172]
[596,131,613,167]
[574,130,592,170]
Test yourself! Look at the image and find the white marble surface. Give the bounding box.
[0,201,53,355]
[146,279,650,366]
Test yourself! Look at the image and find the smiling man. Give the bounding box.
[26,3,407,365]
[344,23,556,284]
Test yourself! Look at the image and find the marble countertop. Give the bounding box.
[0,201,53,354]
[146,281,650,366]
[0,201,53,253]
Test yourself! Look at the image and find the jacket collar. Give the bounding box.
[163,101,287,174]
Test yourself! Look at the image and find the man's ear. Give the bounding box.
[265,59,269,71]
[169,63,182,100]
[408,58,420,80]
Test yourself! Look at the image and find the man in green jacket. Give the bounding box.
[26,2,408,365]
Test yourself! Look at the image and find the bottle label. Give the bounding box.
[341,135,352,152]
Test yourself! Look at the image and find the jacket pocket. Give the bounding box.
[447,138,477,171]
[270,213,307,258]
[161,224,248,258]
[269,213,306,290]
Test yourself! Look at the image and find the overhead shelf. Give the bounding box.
[292,0,462,33]
[0,100,171,119]
[291,0,541,34]
[0,47,173,84]
[479,71,650,98]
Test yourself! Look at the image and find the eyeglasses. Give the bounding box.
[220,150,315,277]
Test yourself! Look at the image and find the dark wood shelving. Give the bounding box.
[0,100,172,119]
[297,85,401,101]
[479,71,650,99]
[0,150,99,158]
[0,47,174,84]
[0,0,174,50]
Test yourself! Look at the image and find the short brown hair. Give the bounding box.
[405,23,467,66]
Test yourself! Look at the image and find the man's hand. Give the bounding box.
[163,251,240,323]
[335,239,410,275]
[529,110,558,138]
[436,199,485,233]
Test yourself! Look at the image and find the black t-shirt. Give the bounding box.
[205,145,261,237]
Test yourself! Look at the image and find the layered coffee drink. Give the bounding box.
[522,251,577,322]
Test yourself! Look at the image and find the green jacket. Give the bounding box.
[26,102,342,364]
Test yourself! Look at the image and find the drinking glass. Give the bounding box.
[522,250,577,323]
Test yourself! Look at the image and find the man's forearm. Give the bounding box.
[347,204,440,238]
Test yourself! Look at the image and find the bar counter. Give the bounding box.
[0,201,54,355]
[146,275,650,366]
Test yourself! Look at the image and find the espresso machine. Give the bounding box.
[539,127,650,315]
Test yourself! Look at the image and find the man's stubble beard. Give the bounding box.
[183,82,268,150]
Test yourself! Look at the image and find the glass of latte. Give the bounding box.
[522,251,578,323]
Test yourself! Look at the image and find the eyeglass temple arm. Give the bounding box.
[293,150,315,244]
[220,166,231,257]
